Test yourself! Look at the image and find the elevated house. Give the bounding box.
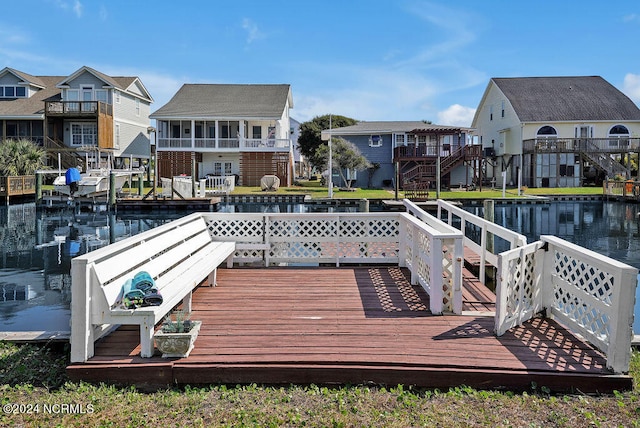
[150,84,294,186]
[472,76,640,187]
[325,121,479,189]
[0,66,153,171]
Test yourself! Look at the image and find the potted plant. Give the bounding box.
[153,310,202,358]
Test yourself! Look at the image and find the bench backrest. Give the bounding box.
[80,213,212,309]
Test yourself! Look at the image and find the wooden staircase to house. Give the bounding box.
[44,137,85,170]
[399,145,482,188]
[580,141,628,179]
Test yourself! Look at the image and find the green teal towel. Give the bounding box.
[132,271,157,293]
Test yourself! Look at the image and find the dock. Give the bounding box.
[66,266,627,392]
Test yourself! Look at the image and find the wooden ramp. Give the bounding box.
[66,267,630,392]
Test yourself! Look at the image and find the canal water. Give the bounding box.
[0,199,638,335]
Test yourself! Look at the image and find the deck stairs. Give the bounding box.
[581,142,628,178]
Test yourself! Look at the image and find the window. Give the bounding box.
[609,124,630,148]
[115,91,120,103]
[0,86,27,98]
[115,123,120,148]
[537,126,558,137]
[490,105,493,121]
[135,99,140,116]
[95,90,108,104]
[501,101,505,118]
[369,135,382,147]
[71,123,97,146]
[252,126,261,139]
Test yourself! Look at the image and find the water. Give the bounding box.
[1,199,639,335]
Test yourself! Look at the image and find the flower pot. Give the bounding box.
[154,320,202,358]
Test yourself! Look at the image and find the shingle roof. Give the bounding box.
[150,84,292,119]
[492,76,640,122]
[4,68,46,89]
[0,76,63,118]
[329,121,469,134]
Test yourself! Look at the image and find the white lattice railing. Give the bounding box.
[202,210,464,314]
[437,199,527,284]
[496,235,638,373]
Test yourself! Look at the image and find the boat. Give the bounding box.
[53,169,129,197]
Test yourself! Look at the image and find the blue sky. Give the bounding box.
[2,0,640,126]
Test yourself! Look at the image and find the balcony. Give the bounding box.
[45,101,113,117]
[523,137,640,153]
[157,137,291,152]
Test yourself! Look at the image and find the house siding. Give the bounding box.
[0,73,21,86]
[332,134,394,189]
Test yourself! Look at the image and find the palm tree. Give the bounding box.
[0,138,47,176]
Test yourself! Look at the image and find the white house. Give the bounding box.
[150,84,294,186]
[472,76,640,187]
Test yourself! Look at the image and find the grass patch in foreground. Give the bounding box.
[1,342,639,426]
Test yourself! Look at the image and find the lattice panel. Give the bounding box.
[553,286,611,339]
[269,219,337,238]
[504,252,536,319]
[205,219,264,239]
[339,218,399,238]
[404,224,414,267]
[551,249,613,340]
[270,242,322,259]
[553,251,614,305]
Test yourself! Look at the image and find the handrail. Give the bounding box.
[437,199,527,284]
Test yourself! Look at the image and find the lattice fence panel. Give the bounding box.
[551,249,613,340]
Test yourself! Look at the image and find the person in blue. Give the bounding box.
[65,167,81,196]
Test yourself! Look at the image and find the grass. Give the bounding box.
[1,342,639,426]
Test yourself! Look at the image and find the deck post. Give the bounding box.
[430,237,444,314]
[606,266,637,373]
[108,172,116,207]
[70,258,94,363]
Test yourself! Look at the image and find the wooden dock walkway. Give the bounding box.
[66,266,630,392]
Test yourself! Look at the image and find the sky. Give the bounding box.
[2,0,640,127]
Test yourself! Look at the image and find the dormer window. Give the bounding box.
[0,86,27,98]
[369,135,382,147]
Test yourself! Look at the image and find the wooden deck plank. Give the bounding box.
[67,266,631,392]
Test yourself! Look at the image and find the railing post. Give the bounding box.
[607,266,637,373]
[70,258,94,362]
[430,237,444,315]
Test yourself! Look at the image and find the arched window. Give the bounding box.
[609,125,630,148]
[609,125,629,135]
[537,126,558,137]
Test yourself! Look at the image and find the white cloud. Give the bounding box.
[623,73,640,102]
[49,0,83,18]
[73,0,83,18]
[99,5,108,21]
[437,104,476,127]
[242,18,265,44]
[623,14,639,23]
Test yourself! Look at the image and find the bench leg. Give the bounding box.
[208,268,217,287]
[140,317,155,358]
[182,290,193,313]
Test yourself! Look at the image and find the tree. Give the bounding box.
[316,137,371,189]
[0,138,47,176]
[297,114,358,171]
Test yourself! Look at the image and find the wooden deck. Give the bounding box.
[66,267,631,392]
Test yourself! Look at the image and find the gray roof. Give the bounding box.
[150,84,292,119]
[4,68,46,89]
[492,76,640,122]
[0,76,63,118]
[329,121,469,134]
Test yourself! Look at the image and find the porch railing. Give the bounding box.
[45,101,113,116]
[157,137,290,151]
[523,137,640,153]
[436,199,527,284]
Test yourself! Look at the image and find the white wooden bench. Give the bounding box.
[70,213,235,362]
